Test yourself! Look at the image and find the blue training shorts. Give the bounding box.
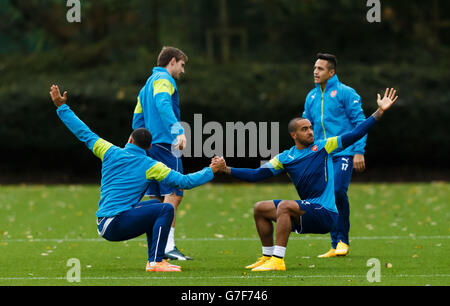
[146,143,184,197]
[96,199,166,240]
[273,200,338,234]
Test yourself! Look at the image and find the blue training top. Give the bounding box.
[56,104,213,218]
[230,116,377,213]
[303,74,367,157]
[132,67,184,145]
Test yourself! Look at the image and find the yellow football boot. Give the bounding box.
[335,241,349,256]
[251,256,286,271]
[317,248,337,258]
[245,255,271,269]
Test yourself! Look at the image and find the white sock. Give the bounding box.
[165,227,175,252]
[262,246,274,257]
[273,245,286,258]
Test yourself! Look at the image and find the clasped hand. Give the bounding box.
[209,156,227,173]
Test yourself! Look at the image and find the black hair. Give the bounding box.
[131,128,152,150]
[317,53,337,71]
[288,117,305,134]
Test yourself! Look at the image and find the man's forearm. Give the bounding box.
[228,167,273,182]
[340,103,389,149]
[56,104,100,150]
[371,108,384,121]
[162,167,214,190]
[340,115,376,149]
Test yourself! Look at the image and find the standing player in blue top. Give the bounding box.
[50,85,223,272]
[132,46,191,260]
[303,53,367,258]
[214,88,398,271]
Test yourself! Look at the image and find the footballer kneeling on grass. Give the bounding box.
[212,88,398,271]
[50,84,224,272]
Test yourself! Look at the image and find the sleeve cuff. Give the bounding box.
[56,103,70,113]
[171,122,185,136]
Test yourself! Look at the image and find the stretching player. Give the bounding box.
[214,88,398,271]
[50,85,222,272]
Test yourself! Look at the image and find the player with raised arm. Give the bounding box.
[213,88,398,271]
[50,85,223,272]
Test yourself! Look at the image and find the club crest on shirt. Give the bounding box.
[311,145,318,152]
[330,90,337,98]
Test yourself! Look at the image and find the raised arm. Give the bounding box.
[50,85,114,161]
[340,88,398,149]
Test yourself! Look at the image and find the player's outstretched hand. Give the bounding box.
[210,156,226,173]
[377,88,398,114]
[50,85,67,108]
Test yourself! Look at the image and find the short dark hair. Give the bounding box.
[288,117,305,134]
[317,53,337,71]
[131,128,152,150]
[157,46,188,67]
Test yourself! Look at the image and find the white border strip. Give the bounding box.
[0,274,449,281]
[2,235,449,243]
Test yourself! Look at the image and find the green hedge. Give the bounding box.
[0,55,449,178]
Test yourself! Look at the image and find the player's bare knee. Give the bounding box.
[254,201,273,217]
[253,201,265,215]
[276,200,297,216]
[164,193,183,208]
[276,200,288,214]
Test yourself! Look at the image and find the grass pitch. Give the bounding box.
[0,182,448,286]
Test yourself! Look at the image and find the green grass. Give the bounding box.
[0,183,449,286]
